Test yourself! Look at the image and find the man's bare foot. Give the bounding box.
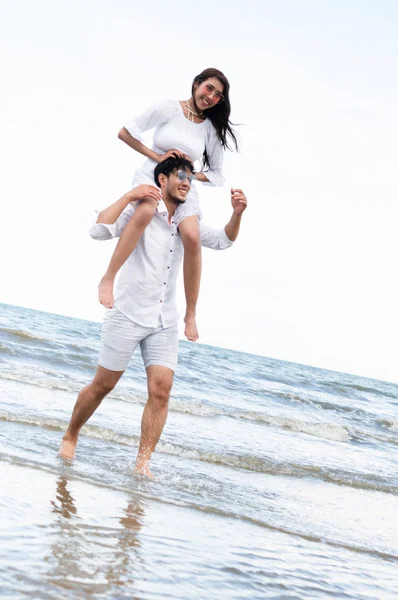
[98,275,115,309]
[58,438,77,461]
[133,462,154,479]
[184,315,199,342]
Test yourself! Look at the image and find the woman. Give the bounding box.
[98,67,239,341]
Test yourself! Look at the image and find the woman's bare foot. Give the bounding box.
[133,461,154,479]
[184,315,199,342]
[58,437,77,461]
[98,275,115,309]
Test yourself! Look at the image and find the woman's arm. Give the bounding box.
[193,171,211,183]
[90,185,159,240]
[96,192,132,225]
[118,127,186,164]
[118,128,161,162]
[197,123,225,187]
[97,185,161,224]
[119,99,186,163]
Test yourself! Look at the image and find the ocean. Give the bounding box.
[0,302,397,599]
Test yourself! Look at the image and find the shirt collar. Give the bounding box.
[157,199,168,215]
[157,199,178,223]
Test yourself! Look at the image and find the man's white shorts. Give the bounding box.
[98,308,179,372]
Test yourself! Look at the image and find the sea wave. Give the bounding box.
[347,425,398,447]
[0,327,45,342]
[0,369,84,394]
[0,326,99,359]
[169,397,224,417]
[342,382,398,399]
[1,411,396,494]
[0,342,15,356]
[240,412,351,441]
[377,419,398,433]
[116,394,351,442]
[0,367,384,446]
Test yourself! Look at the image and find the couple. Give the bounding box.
[97,67,240,342]
[59,156,247,476]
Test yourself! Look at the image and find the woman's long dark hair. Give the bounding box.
[191,68,239,170]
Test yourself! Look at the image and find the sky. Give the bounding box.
[1,0,397,383]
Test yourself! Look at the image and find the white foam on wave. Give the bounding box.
[122,393,350,443]
[82,425,140,447]
[240,411,351,442]
[169,398,223,417]
[295,421,350,442]
[374,419,398,439]
[386,421,398,432]
[0,327,45,342]
[0,411,67,431]
[0,369,83,394]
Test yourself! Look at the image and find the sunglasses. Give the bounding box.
[176,170,195,184]
[203,83,224,103]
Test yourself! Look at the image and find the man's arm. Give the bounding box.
[224,189,247,241]
[200,189,248,250]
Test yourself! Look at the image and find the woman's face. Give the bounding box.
[193,77,224,111]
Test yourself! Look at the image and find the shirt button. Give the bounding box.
[172,234,174,236]
[164,282,166,285]
[170,250,172,252]
[160,300,162,303]
[167,266,170,269]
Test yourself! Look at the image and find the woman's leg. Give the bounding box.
[98,198,157,308]
[178,216,202,342]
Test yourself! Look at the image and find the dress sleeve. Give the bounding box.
[203,121,226,187]
[123,99,178,142]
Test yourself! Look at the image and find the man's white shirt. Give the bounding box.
[90,200,233,327]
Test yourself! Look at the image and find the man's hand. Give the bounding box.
[231,189,247,216]
[129,184,162,203]
[223,189,247,242]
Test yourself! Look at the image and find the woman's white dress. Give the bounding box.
[124,99,225,225]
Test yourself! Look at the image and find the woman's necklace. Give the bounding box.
[186,100,204,122]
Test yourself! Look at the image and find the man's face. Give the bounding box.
[163,169,192,204]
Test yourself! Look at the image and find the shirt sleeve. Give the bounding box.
[199,222,233,250]
[202,121,226,187]
[89,205,135,240]
[123,98,178,142]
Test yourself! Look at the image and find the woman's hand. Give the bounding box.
[156,149,191,163]
[129,184,162,203]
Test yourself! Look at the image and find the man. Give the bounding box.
[59,157,247,477]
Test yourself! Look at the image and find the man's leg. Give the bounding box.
[178,215,201,342]
[59,366,123,460]
[134,365,174,477]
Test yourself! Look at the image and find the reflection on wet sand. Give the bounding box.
[46,476,146,596]
[105,495,146,587]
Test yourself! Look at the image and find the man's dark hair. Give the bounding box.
[154,156,194,187]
